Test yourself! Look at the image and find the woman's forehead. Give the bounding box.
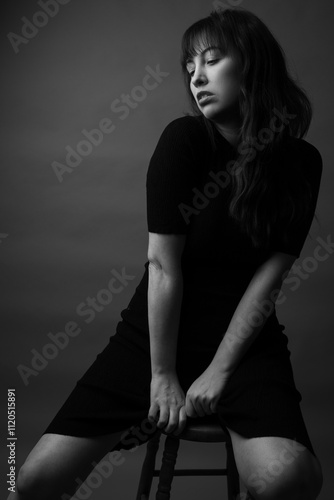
[184,29,228,62]
[192,30,220,52]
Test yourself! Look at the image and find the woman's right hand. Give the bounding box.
[148,372,187,436]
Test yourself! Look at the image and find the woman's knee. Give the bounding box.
[16,456,90,500]
[16,461,51,499]
[227,429,323,500]
[243,448,323,500]
[15,430,128,499]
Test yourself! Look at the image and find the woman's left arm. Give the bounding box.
[211,251,297,374]
[185,251,297,418]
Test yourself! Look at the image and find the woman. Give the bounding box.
[15,8,323,500]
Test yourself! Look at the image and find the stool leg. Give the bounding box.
[156,435,180,500]
[226,438,240,500]
[136,431,161,500]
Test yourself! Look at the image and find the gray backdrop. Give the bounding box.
[2,0,333,498]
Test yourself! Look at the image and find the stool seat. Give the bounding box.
[135,414,241,500]
[171,415,227,442]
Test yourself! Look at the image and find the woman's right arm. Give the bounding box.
[147,232,188,436]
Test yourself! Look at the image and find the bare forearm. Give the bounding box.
[148,263,183,375]
[211,254,292,376]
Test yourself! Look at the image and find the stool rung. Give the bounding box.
[153,468,227,476]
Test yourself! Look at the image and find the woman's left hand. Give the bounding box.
[185,363,229,418]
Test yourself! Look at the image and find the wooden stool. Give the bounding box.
[135,414,241,500]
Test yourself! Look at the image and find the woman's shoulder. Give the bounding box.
[280,136,323,181]
[283,136,322,165]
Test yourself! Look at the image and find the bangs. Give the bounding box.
[180,17,230,71]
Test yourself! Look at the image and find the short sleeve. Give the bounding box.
[269,141,323,258]
[146,117,207,234]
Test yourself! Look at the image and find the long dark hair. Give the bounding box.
[180,8,315,250]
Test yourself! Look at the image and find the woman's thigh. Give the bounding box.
[227,427,323,500]
[15,429,128,500]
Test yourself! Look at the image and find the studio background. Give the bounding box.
[1,0,333,498]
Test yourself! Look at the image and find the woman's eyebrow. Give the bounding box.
[185,46,220,65]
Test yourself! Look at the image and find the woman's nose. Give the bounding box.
[192,71,208,87]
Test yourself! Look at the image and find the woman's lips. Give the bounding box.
[198,94,215,105]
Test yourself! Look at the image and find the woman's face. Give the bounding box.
[186,45,241,124]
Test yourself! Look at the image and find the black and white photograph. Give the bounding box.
[2,1,333,499]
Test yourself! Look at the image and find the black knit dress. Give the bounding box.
[43,115,323,458]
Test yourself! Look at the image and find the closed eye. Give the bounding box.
[187,59,219,77]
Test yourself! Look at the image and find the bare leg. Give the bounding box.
[226,427,323,500]
[9,429,129,500]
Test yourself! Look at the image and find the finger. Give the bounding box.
[202,399,214,415]
[185,397,198,418]
[210,399,218,414]
[198,395,217,416]
[163,408,179,434]
[173,405,187,436]
[156,406,169,429]
[205,405,214,415]
[191,398,207,417]
[147,404,159,423]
